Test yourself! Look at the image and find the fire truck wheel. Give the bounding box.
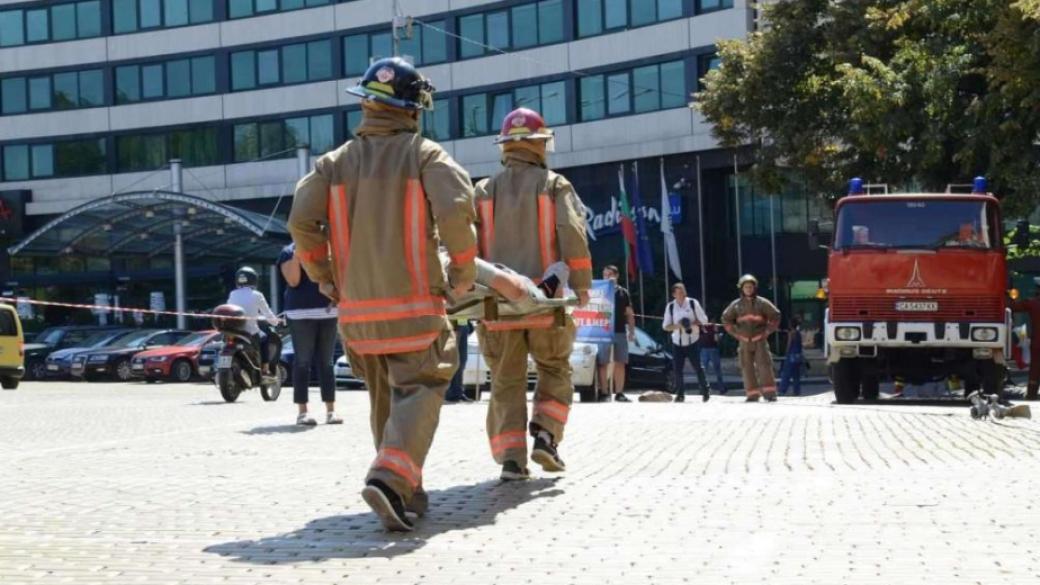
[860,374,880,401]
[832,359,861,404]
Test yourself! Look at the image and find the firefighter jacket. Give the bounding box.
[721,296,781,342]
[288,107,477,355]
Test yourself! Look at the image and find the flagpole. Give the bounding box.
[661,158,670,297]
[733,153,744,276]
[770,193,779,353]
[696,155,707,307]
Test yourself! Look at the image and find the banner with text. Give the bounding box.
[573,279,616,344]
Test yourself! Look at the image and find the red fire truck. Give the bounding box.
[818,177,1011,403]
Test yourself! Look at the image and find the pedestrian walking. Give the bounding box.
[597,265,635,402]
[474,106,593,481]
[662,283,711,402]
[445,316,474,403]
[289,57,477,531]
[699,321,726,394]
[777,315,804,396]
[278,243,341,426]
[721,275,781,402]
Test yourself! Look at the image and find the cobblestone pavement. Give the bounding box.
[1,381,1039,584]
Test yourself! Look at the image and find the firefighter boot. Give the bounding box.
[530,423,566,472]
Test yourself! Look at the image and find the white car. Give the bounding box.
[333,337,598,394]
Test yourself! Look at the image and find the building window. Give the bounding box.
[457,1,564,59]
[116,56,216,104]
[344,109,363,138]
[113,0,215,33]
[0,2,101,47]
[343,21,447,77]
[577,0,683,38]
[579,59,686,122]
[461,81,567,138]
[233,113,334,162]
[231,40,332,91]
[2,138,105,181]
[695,0,734,15]
[422,99,450,141]
[228,0,331,20]
[1,69,104,115]
[116,127,218,172]
[697,52,720,90]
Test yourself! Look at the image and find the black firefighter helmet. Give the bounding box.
[346,57,435,111]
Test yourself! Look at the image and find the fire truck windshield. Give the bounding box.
[834,199,997,251]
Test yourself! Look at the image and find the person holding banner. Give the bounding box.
[474,107,593,481]
[597,265,635,402]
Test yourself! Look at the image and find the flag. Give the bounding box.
[617,165,639,276]
[659,157,683,280]
[631,161,655,277]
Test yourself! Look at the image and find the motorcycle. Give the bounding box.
[211,304,283,403]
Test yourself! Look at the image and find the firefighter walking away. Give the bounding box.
[722,275,781,402]
[288,58,477,531]
[475,107,593,481]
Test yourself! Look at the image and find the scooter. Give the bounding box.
[211,304,283,403]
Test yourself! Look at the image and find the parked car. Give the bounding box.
[0,304,25,389]
[71,329,192,381]
[23,326,117,380]
[278,334,345,386]
[131,330,221,383]
[44,329,136,379]
[457,334,598,397]
[334,355,364,388]
[626,327,673,392]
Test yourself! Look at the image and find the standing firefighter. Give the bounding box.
[1010,285,1040,401]
[722,274,781,402]
[289,58,477,531]
[475,107,593,481]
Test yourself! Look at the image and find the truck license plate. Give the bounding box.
[895,301,938,312]
[217,355,232,368]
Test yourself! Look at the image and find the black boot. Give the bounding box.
[361,479,414,532]
[530,424,566,472]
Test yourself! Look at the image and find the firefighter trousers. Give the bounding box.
[738,339,776,400]
[345,325,458,504]
[478,318,575,465]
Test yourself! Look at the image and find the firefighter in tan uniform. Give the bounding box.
[289,58,477,532]
[721,274,781,402]
[474,107,593,481]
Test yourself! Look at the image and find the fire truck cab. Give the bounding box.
[822,177,1010,403]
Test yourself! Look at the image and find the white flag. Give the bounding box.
[659,158,683,280]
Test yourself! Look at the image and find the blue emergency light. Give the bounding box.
[972,176,987,194]
[848,177,864,195]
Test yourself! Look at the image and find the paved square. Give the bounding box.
[1,382,1038,584]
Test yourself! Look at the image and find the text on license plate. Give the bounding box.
[47,364,59,371]
[132,363,144,370]
[895,301,938,312]
[217,355,233,368]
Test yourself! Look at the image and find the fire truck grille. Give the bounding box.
[831,296,1003,322]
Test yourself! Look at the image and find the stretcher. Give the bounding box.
[444,255,579,326]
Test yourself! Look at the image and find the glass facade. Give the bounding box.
[580,60,686,122]
[231,40,332,90]
[696,0,734,15]
[457,1,564,59]
[1,69,104,115]
[116,127,218,171]
[0,1,101,47]
[461,80,567,138]
[577,0,683,38]
[233,113,334,162]
[343,21,447,76]
[2,138,106,181]
[113,0,215,34]
[116,56,216,103]
[228,0,331,19]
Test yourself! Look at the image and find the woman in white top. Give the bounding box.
[662,283,711,402]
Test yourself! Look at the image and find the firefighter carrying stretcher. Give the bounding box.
[289,57,477,532]
[474,107,593,481]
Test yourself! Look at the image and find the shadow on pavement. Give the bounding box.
[203,478,562,563]
[240,424,314,435]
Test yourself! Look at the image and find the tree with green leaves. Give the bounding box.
[697,0,1040,214]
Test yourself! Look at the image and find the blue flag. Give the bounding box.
[630,161,655,277]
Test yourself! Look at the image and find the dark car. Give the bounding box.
[22,326,117,380]
[44,329,136,379]
[277,334,345,386]
[626,327,673,392]
[71,329,192,381]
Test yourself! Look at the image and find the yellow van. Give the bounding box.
[0,303,25,389]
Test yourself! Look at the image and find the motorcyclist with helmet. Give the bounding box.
[226,267,282,375]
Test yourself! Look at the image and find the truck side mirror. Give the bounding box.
[808,220,821,250]
[1015,219,1031,249]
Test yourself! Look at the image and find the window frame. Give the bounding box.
[226,0,333,20]
[456,0,567,60]
[0,1,103,46]
[1,136,106,181]
[576,0,687,40]
[694,0,734,16]
[232,111,337,163]
[114,55,217,104]
[459,79,569,138]
[577,57,690,123]
[231,39,333,92]
[1,67,107,116]
[113,0,216,35]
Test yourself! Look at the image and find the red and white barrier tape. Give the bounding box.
[0,296,258,321]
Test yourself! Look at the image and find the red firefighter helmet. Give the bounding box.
[494,107,555,144]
